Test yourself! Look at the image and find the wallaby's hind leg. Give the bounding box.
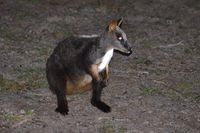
[46,67,68,115]
[55,87,69,115]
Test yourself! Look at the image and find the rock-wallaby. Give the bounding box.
[46,18,132,115]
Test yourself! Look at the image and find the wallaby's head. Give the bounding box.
[101,18,132,56]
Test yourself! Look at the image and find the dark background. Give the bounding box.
[0,0,200,132]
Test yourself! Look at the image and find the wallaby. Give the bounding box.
[46,18,132,115]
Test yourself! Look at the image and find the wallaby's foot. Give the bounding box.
[55,98,69,115]
[91,100,111,113]
[55,105,69,115]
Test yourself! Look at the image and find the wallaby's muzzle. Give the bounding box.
[115,44,133,56]
[119,42,132,56]
[126,47,132,56]
[124,42,132,56]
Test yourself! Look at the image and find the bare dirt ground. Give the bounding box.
[0,0,200,132]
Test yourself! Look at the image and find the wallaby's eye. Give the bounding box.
[118,36,123,41]
[116,32,123,41]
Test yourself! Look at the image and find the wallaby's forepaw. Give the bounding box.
[100,79,109,88]
[55,106,69,115]
[91,100,111,113]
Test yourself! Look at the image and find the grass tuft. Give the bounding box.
[140,87,161,95]
[100,120,115,133]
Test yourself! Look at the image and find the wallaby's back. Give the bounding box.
[53,36,99,61]
[46,36,100,95]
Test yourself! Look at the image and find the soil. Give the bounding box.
[0,0,200,132]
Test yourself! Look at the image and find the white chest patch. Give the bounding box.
[98,49,114,72]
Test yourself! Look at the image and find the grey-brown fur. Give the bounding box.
[46,18,132,115]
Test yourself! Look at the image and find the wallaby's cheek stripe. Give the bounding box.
[98,49,113,72]
[78,34,99,38]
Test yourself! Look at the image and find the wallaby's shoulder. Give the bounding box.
[56,35,99,50]
[50,34,101,64]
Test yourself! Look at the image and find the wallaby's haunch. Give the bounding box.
[46,18,132,115]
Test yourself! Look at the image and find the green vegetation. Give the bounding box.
[16,67,48,90]
[0,70,47,91]
[15,10,38,19]
[184,45,200,55]
[51,30,72,40]
[138,39,157,49]
[100,121,128,133]
[0,27,31,41]
[177,82,193,98]
[0,28,17,41]
[100,120,115,133]
[135,58,152,65]
[118,127,127,133]
[148,68,168,76]
[28,0,41,5]
[3,114,23,122]
[25,109,34,116]
[2,109,34,123]
[33,45,53,60]
[0,44,52,91]
[0,75,25,91]
[21,0,41,5]
[140,87,161,95]
[194,95,200,102]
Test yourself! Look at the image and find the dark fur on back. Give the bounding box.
[47,36,105,85]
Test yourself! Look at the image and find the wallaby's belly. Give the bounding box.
[66,74,92,95]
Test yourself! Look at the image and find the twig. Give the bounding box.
[154,41,184,49]
[153,80,167,86]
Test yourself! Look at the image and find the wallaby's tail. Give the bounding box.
[46,58,56,94]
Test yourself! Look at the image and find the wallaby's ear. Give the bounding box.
[108,20,117,32]
[117,18,123,27]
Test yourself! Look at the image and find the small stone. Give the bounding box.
[20,109,25,114]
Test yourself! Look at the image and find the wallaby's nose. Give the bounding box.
[125,43,131,49]
[126,45,132,56]
[128,48,132,55]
